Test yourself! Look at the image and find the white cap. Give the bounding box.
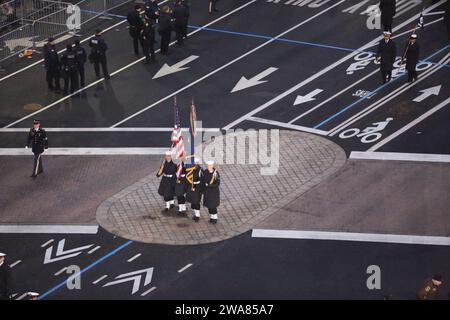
[383,31,391,36]
[27,292,39,297]
[411,34,417,39]
[206,160,214,166]
[194,157,201,164]
[165,151,172,156]
[0,252,6,257]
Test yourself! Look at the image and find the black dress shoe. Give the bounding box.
[30,174,37,178]
[193,216,199,222]
[170,204,175,209]
[211,219,217,225]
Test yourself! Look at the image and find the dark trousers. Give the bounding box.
[381,69,392,84]
[132,35,143,55]
[33,152,44,176]
[209,0,217,12]
[46,68,60,91]
[143,41,155,62]
[63,69,79,94]
[183,20,188,38]
[163,196,174,202]
[160,31,171,54]
[78,65,85,87]
[407,68,418,82]
[191,202,200,210]
[94,57,109,78]
[175,22,185,45]
[177,195,186,204]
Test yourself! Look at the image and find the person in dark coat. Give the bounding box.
[60,44,79,95]
[89,29,110,79]
[417,274,443,300]
[73,39,87,87]
[127,5,144,56]
[175,161,187,215]
[145,0,160,23]
[0,252,11,300]
[140,14,156,63]
[156,151,177,212]
[186,158,203,222]
[379,0,396,32]
[43,37,61,93]
[404,34,420,82]
[181,0,190,38]
[158,6,173,55]
[202,160,220,224]
[172,0,189,45]
[26,120,49,178]
[375,31,397,84]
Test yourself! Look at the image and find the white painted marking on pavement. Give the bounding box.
[9,260,21,268]
[41,239,55,247]
[252,229,450,246]
[413,85,442,102]
[368,97,450,152]
[92,275,108,285]
[0,148,168,156]
[0,225,98,234]
[140,286,157,296]
[127,253,142,262]
[16,293,28,300]
[153,55,200,79]
[350,151,450,163]
[246,117,327,135]
[223,0,447,130]
[293,89,323,106]
[88,246,101,254]
[231,67,278,93]
[177,263,193,273]
[54,267,68,276]
[0,127,221,133]
[112,0,346,128]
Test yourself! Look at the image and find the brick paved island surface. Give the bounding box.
[96,130,347,244]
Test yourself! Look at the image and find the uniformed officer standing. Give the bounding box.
[175,161,187,215]
[181,0,190,38]
[404,34,420,82]
[43,37,61,93]
[61,44,79,95]
[172,0,189,45]
[73,39,87,87]
[145,0,160,23]
[0,252,11,300]
[379,0,396,32]
[156,151,177,212]
[202,160,220,224]
[141,14,156,63]
[187,158,203,222]
[444,2,450,43]
[89,29,110,79]
[375,31,397,84]
[158,6,173,55]
[208,0,219,14]
[127,5,144,56]
[26,120,49,178]
[417,275,443,300]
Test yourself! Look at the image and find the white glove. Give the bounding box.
[25,146,28,149]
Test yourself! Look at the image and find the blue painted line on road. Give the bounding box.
[38,240,133,300]
[313,44,450,129]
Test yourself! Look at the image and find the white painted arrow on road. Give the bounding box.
[103,267,154,295]
[153,55,199,79]
[43,239,93,264]
[413,85,441,102]
[231,67,278,93]
[294,89,323,106]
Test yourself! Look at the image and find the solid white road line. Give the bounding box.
[252,229,450,246]
[92,275,108,285]
[368,97,450,152]
[127,253,142,262]
[9,260,21,268]
[223,0,448,130]
[328,54,450,136]
[140,286,157,296]
[111,0,347,127]
[4,0,257,129]
[0,127,221,132]
[87,246,101,254]
[16,293,29,300]
[177,263,193,273]
[41,239,55,247]
[246,116,327,135]
[0,147,168,156]
[350,151,450,163]
[0,224,98,234]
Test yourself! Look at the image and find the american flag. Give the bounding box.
[171,97,185,179]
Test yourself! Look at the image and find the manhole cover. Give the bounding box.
[24,103,43,111]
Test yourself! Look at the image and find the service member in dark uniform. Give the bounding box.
[156,151,177,211]
[444,2,450,43]
[141,14,156,63]
[208,0,219,14]
[73,39,87,87]
[417,275,443,300]
[89,29,110,79]
[375,31,397,84]
[127,5,144,56]
[404,34,420,82]
[202,160,220,224]
[0,252,11,300]
[187,158,203,222]
[172,0,189,45]
[145,0,160,23]
[26,120,49,178]
[379,0,396,32]
[61,44,79,94]
[181,0,190,38]
[175,161,187,215]
[43,37,61,93]
[158,6,173,55]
